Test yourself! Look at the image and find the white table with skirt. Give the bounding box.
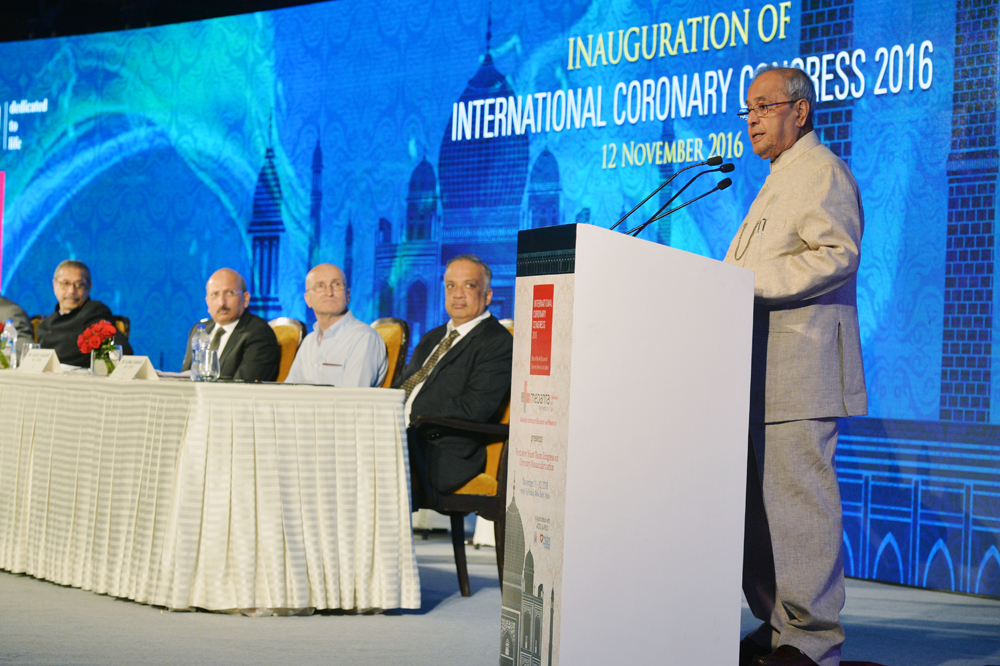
[0,372,420,612]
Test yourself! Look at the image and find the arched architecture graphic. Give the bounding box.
[248,120,286,320]
[975,545,1000,596]
[873,532,905,585]
[406,279,428,343]
[378,280,393,320]
[526,148,561,229]
[378,218,393,245]
[375,23,551,335]
[308,138,323,267]
[406,157,439,241]
[923,538,956,591]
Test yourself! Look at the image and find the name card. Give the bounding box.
[18,349,62,373]
[108,356,160,381]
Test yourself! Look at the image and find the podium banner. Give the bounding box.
[502,271,574,666]
[502,223,754,665]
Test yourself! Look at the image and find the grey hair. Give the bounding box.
[53,259,91,284]
[446,254,492,293]
[755,65,815,124]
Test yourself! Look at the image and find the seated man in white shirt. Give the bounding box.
[285,263,388,387]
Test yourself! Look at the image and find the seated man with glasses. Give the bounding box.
[38,259,133,367]
[181,268,280,382]
[284,263,387,387]
[393,254,512,493]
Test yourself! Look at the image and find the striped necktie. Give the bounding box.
[401,329,460,400]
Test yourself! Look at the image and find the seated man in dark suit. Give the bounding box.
[37,260,133,367]
[181,268,280,382]
[393,254,513,493]
[0,295,34,353]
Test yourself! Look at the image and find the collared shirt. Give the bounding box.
[404,308,491,423]
[285,310,388,387]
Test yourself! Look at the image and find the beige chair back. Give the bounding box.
[371,318,410,389]
[268,317,307,382]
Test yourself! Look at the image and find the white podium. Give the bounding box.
[500,223,755,665]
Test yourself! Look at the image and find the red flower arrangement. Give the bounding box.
[78,320,120,374]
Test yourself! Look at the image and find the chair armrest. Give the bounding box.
[410,415,510,440]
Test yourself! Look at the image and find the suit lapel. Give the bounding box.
[414,327,447,367]
[421,318,489,386]
[217,312,249,374]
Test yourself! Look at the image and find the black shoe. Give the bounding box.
[752,645,820,666]
[739,637,769,666]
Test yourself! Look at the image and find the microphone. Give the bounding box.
[626,178,733,237]
[640,163,734,228]
[609,155,724,231]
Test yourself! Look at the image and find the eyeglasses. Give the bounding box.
[308,281,346,293]
[207,290,244,300]
[736,99,799,119]
[54,279,89,290]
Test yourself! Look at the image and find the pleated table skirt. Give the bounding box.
[0,373,421,611]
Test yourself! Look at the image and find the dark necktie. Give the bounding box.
[209,326,225,352]
[401,329,460,400]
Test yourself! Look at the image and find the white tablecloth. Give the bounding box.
[0,373,420,611]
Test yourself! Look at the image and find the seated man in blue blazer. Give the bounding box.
[181,268,280,382]
[393,254,513,493]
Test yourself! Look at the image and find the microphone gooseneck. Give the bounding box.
[609,155,726,231]
[626,177,733,237]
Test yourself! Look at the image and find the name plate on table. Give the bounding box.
[108,356,160,380]
[17,349,62,373]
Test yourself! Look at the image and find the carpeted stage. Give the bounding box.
[0,533,997,666]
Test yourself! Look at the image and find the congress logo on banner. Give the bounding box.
[530,284,554,375]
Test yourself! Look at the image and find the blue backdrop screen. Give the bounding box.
[1,0,998,597]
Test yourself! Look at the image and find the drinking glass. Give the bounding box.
[203,349,220,382]
[18,342,40,369]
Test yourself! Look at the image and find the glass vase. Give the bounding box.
[90,345,123,376]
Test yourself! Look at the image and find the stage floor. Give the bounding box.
[0,532,997,666]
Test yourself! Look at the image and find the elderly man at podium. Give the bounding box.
[393,254,513,493]
[725,67,867,666]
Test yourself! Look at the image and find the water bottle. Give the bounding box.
[191,323,210,381]
[1,319,17,369]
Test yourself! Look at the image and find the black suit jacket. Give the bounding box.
[181,310,280,382]
[37,298,133,368]
[393,315,513,492]
[0,296,34,352]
